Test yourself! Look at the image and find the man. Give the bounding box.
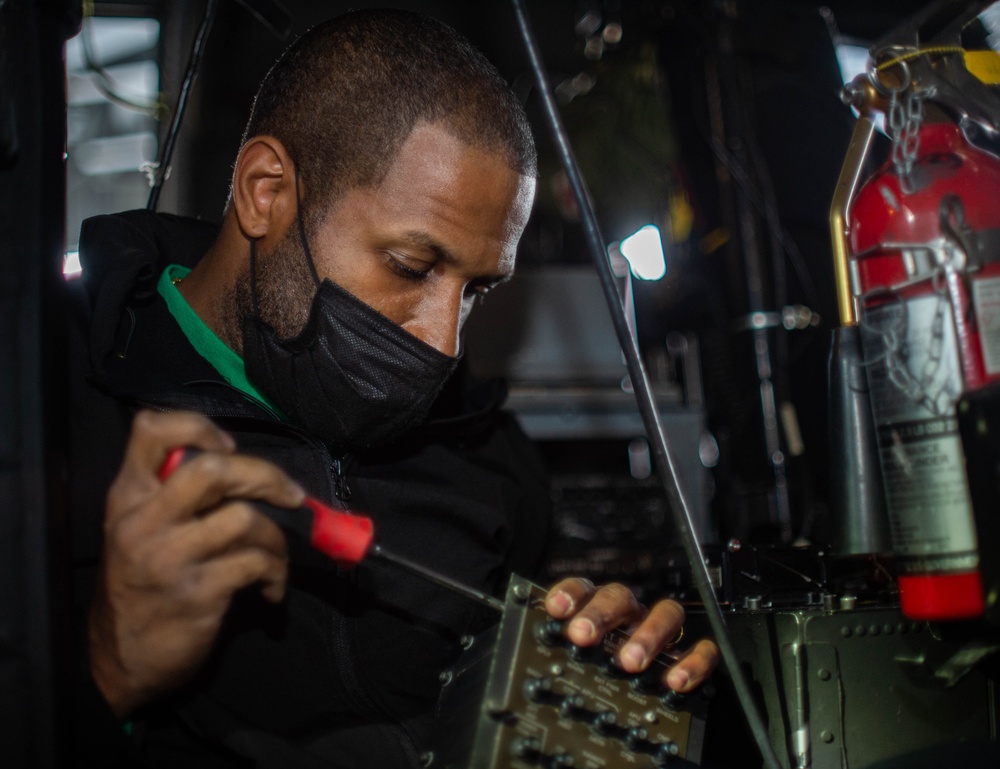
[72,8,717,766]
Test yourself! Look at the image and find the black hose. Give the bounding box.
[510,2,783,768]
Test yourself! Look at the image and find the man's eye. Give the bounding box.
[385,253,431,281]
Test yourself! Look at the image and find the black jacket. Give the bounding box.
[70,210,551,768]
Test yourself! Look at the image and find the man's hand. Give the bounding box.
[545,578,719,693]
[88,410,306,718]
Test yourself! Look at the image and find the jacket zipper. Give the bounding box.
[331,455,352,501]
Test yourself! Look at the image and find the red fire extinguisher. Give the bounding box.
[848,119,1000,621]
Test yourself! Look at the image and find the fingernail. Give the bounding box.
[569,617,596,643]
[620,643,647,671]
[548,590,573,617]
[667,668,690,691]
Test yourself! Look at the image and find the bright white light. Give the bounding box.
[619,225,666,281]
[63,250,83,280]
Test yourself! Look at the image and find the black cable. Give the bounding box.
[510,2,783,768]
[146,0,219,211]
[706,132,822,314]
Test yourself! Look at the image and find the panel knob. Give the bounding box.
[510,736,542,762]
[653,740,681,766]
[533,618,565,647]
[660,689,685,710]
[590,710,618,735]
[523,677,554,703]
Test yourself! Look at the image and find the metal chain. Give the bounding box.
[888,87,928,193]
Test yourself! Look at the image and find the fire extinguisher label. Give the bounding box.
[861,294,979,572]
[972,275,1000,375]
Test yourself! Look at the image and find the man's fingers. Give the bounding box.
[546,581,644,647]
[195,548,290,606]
[617,598,686,673]
[156,452,305,523]
[545,577,597,619]
[666,639,720,693]
[107,410,236,523]
[171,502,289,562]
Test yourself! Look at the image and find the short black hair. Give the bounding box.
[241,8,537,228]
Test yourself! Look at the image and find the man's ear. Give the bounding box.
[231,136,299,243]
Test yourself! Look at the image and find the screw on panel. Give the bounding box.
[438,670,453,686]
[419,751,434,767]
[460,635,474,650]
[821,731,835,743]
[512,583,531,602]
[817,668,831,681]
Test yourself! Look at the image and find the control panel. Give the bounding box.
[466,575,709,768]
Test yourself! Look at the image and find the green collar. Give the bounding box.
[157,264,285,419]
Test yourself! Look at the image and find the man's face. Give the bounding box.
[295,121,535,358]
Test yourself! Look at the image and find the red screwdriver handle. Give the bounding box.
[158,447,375,567]
[304,497,374,566]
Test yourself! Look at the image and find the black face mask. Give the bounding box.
[241,218,458,453]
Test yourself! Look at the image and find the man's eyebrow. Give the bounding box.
[401,230,513,285]
[402,230,455,262]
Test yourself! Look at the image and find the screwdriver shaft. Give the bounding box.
[370,543,505,612]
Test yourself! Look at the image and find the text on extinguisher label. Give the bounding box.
[861,295,979,567]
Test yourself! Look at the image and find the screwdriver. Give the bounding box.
[159,447,504,612]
